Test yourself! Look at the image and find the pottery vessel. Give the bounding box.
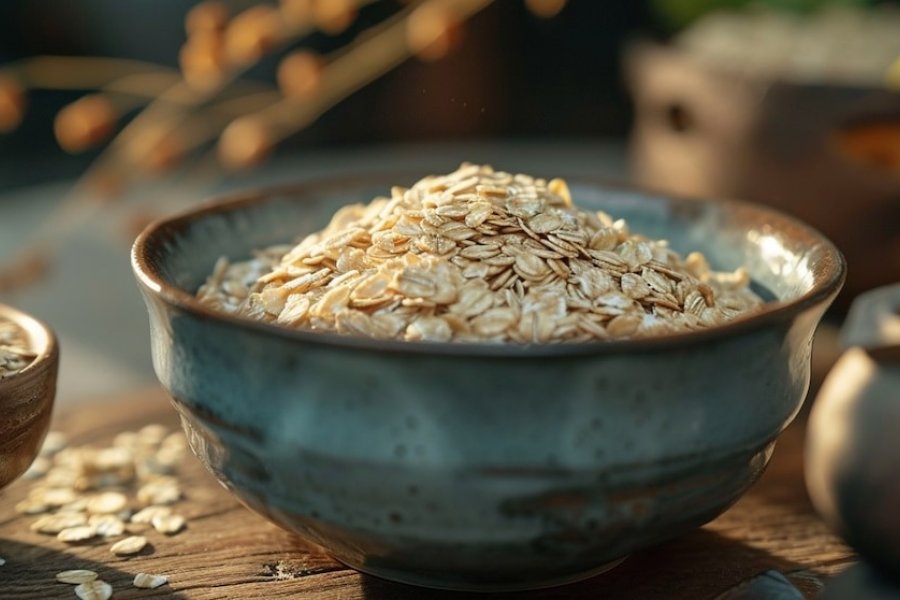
[627,42,899,307]
[807,283,900,578]
[133,176,844,591]
[0,304,58,490]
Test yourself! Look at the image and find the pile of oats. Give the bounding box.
[198,164,763,343]
[0,317,37,378]
[16,426,184,596]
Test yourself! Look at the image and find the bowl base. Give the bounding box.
[341,555,628,592]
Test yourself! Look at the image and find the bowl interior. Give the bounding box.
[141,176,841,320]
[0,304,58,490]
[0,304,55,381]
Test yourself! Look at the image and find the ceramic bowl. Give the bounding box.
[132,175,845,591]
[0,304,58,490]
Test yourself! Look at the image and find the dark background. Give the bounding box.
[0,1,658,187]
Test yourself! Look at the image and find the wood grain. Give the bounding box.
[0,388,855,599]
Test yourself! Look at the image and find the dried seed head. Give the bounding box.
[407,4,462,62]
[74,580,112,600]
[56,570,98,584]
[224,5,284,65]
[218,116,274,170]
[0,75,26,133]
[185,1,229,34]
[133,573,169,589]
[525,0,568,18]
[54,95,117,154]
[280,0,313,27]
[313,0,356,34]
[110,535,148,556]
[277,51,324,100]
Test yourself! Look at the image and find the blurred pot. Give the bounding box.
[627,42,900,308]
[0,304,58,490]
[805,283,900,578]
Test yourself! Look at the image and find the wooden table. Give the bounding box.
[0,388,856,599]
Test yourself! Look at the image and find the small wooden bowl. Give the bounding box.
[0,304,58,490]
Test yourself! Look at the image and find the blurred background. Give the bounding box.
[0,0,897,405]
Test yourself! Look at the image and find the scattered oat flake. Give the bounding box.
[31,513,88,534]
[40,487,78,507]
[15,498,49,515]
[133,572,169,589]
[74,580,112,600]
[87,492,128,515]
[56,569,98,584]
[110,535,148,556]
[89,515,125,538]
[138,424,169,444]
[137,480,181,505]
[131,505,172,524]
[57,525,97,543]
[151,513,186,535]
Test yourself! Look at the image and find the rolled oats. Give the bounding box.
[133,573,168,589]
[56,570,98,584]
[151,513,186,535]
[198,164,764,342]
[20,424,191,568]
[89,514,125,538]
[30,512,88,534]
[74,580,112,600]
[86,492,128,515]
[57,525,97,543]
[110,535,147,556]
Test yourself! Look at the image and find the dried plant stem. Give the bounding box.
[263,0,494,143]
[15,56,172,88]
[0,0,492,294]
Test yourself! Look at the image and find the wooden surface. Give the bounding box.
[0,388,856,599]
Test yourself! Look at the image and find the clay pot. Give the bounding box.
[806,283,900,578]
[627,42,900,309]
[0,304,58,490]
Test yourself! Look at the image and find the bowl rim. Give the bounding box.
[131,172,846,357]
[0,303,59,391]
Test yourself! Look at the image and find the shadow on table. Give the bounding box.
[0,539,187,600]
[358,529,814,600]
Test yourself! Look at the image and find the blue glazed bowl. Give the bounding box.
[132,175,845,591]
